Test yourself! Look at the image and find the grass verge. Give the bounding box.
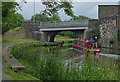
[55,35,75,42]
[5,69,39,80]
[2,45,39,80]
[2,38,37,44]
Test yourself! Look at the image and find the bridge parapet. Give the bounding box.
[38,20,88,28]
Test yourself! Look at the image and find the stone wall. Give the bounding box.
[99,16,118,47]
[84,29,92,40]
[118,4,120,48]
[3,31,26,40]
[22,21,40,40]
[98,5,120,48]
[88,19,99,29]
[98,5,119,18]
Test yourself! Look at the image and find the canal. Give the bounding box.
[57,45,120,70]
[10,42,120,80]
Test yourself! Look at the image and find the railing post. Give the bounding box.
[38,20,88,27]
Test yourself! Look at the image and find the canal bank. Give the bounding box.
[7,42,119,80]
[2,41,40,80]
[100,47,120,55]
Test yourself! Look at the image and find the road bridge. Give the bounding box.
[22,20,89,42]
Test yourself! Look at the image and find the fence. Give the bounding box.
[39,20,88,28]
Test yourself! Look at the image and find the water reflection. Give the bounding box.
[59,47,120,72]
[40,45,119,72]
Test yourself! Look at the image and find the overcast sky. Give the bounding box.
[16,0,119,21]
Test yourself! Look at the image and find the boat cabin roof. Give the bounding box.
[74,39,90,43]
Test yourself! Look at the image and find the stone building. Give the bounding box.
[98,5,120,47]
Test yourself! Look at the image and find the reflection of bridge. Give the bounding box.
[22,20,89,42]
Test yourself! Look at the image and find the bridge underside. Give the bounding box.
[38,29,85,42]
[39,27,88,31]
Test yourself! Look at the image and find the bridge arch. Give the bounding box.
[47,30,85,42]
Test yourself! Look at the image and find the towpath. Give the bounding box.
[1,41,36,81]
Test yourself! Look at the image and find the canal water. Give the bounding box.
[60,46,120,60]
[58,46,120,71]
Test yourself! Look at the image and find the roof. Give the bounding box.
[74,39,90,43]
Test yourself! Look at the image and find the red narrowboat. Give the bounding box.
[73,39,100,55]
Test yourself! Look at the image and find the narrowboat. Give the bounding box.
[73,39,100,55]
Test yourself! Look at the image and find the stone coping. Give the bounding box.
[3,44,25,72]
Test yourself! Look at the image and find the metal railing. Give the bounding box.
[38,20,88,28]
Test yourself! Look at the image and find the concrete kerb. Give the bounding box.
[3,44,25,72]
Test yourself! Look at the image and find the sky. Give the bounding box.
[16,0,120,21]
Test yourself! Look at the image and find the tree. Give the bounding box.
[41,0,74,17]
[31,14,50,22]
[14,13,24,27]
[31,13,61,22]
[58,31,78,38]
[90,27,100,39]
[70,15,90,21]
[50,14,61,22]
[2,2,24,34]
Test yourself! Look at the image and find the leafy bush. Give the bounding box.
[7,27,23,33]
[90,27,100,39]
[58,31,78,38]
[109,39,114,45]
[2,2,24,34]
[98,42,101,48]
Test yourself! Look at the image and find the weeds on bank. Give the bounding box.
[10,43,119,80]
[2,38,37,44]
[5,69,39,80]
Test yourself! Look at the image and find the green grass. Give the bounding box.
[5,69,39,80]
[55,35,75,42]
[10,43,119,80]
[0,41,2,44]
[2,38,37,44]
[55,35,74,47]
[7,27,23,33]
[2,35,74,44]
[2,50,39,80]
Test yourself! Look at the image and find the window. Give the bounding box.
[79,41,86,47]
[74,41,86,47]
[74,41,78,45]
